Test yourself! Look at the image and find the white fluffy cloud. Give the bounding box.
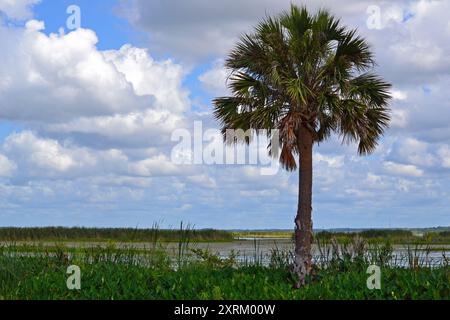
[390,138,436,167]
[0,0,449,228]
[1,131,192,180]
[0,153,16,177]
[383,161,424,177]
[118,0,376,61]
[1,22,144,121]
[0,0,39,19]
[4,131,104,178]
[369,1,450,84]
[438,146,450,169]
[103,45,188,113]
[0,21,189,148]
[198,60,230,96]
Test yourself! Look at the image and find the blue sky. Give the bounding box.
[0,0,449,229]
[34,0,133,50]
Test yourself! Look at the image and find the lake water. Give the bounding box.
[4,239,449,267]
[173,239,450,266]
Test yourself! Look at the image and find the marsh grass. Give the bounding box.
[236,229,450,244]
[0,232,448,300]
[0,226,234,243]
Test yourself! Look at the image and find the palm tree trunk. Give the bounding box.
[293,125,314,288]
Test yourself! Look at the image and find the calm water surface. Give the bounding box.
[4,239,449,266]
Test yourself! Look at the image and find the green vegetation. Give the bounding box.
[235,229,450,244]
[2,227,449,244]
[0,226,234,243]
[0,238,448,300]
[316,230,450,245]
[234,231,293,239]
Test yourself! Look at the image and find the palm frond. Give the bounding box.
[213,5,392,166]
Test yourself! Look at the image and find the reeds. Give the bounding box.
[0,233,448,300]
[0,226,234,243]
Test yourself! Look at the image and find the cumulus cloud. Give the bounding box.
[103,45,189,113]
[6,132,77,172]
[187,174,217,189]
[46,109,184,149]
[1,131,193,181]
[119,0,450,87]
[120,0,450,151]
[198,60,230,96]
[118,0,377,61]
[438,146,450,169]
[389,138,437,167]
[1,22,145,121]
[372,1,450,83]
[390,109,409,128]
[0,0,40,20]
[0,21,189,148]
[383,161,424,177]
[315,153,345,169]
[240,189,280,198]
[0,153,16,177]
[0,0,449,228]
[128,154,186,177]
[3,131,104,178]
[392,90,408,101]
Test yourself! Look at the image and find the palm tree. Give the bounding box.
[213,5,391,286]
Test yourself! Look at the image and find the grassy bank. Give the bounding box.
[317,229,450,245]
[0,226,234,243]
[235,229,450,244]
[2,227,450,244]
[0,240,448,300]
